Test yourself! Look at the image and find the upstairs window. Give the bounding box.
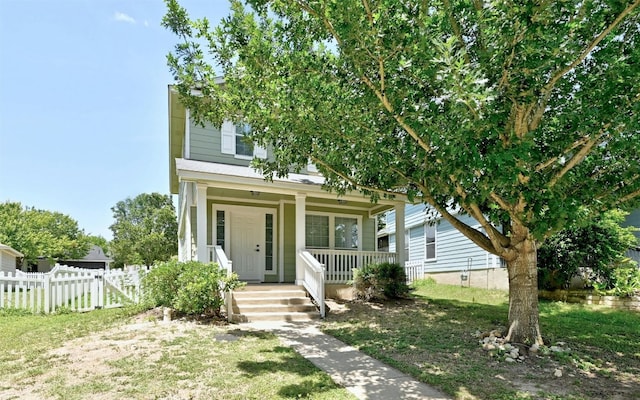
[235,123,254,157]
[221,120,267,159]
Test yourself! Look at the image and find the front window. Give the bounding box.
[306,215,329,248]
[306,214,360,250]
[335,217,358,249]
[235,123,254,157]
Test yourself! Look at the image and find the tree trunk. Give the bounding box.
[505,235,544,346]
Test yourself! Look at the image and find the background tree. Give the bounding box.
[109,193,178,267]
[164,0,640,344]
[0,201,90,264]
[538,209,638,290]
[86,235,110,255]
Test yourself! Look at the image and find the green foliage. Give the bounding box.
[0,201,90,264]
[164,0,640,343]
[86,235,109,256]
[591,258,640,296]
[538,210,638,291]
[109,193,178,267]
[142,260,243,316]
[353,262,408,300]
[141,259,182,308]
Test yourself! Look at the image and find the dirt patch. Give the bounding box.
[0,311,231,400]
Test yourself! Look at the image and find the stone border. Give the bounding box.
[539,290,640,312]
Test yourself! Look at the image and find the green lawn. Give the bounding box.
[0,307,355,400]
[322,279,640,400]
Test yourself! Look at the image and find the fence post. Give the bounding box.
[43,273,51,314]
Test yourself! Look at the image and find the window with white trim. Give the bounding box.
[335,217,358,249]
[306,214,360,250]
[425,224,436,260]
[235,123,254,157]
[265,213,274,271]
[220,120,267,159]
[305,215,329,248]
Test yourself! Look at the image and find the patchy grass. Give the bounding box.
[0,308,355,399]
[322,279,640,400]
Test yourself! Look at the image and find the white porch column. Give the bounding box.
[295,193,306,285]
[395,203,406,267]
[196,183,208,263]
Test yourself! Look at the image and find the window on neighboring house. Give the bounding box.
[335,217,358,249]
[235,123,254,157]
[425,224,436,260]
[305,215,329,248]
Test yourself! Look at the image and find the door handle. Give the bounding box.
[255,245,260,252]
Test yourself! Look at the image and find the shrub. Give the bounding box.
[353,262,408,300]
[141,259,181,308]
[142,260,243,316]
[591,258,640,296]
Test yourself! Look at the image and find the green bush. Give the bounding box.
[353,262,408,300]
[142,260,244,316]
[141,259,181,308]
[591,258,640,296]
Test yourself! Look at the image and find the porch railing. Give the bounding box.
[299,250,325,318]
[308,249,397,283]
[208,245,234,320]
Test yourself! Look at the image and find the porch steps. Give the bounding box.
[230,284,319,323]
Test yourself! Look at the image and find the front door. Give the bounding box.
[230,209,265,281]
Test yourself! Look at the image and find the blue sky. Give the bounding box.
[0,0,229,239]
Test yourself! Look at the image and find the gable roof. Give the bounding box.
[0,243,23,258]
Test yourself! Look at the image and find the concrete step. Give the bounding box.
[233,297,311,306]
[232,303,317,314]
[230,284,319,323]
[231,311,319,323]
[233,290,307,299]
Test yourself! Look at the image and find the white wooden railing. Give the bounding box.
[300,250,325,318]
[308,249,397,283]
[208,245,234,319]
[404,260,426,284]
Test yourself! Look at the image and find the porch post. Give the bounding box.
[395,203,406,267]
[295,193,306,285]
[196,183,208,263]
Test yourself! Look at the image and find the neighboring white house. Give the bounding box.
[0,243,23,273]
[379,205,509,290]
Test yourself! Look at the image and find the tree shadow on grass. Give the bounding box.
[236,345,344,397]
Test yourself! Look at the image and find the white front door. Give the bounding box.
[230,209,265,281]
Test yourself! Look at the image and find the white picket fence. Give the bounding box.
[404,260,426,284]
[0,264,147,314]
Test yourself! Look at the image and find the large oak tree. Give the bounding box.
[164,0,640,344]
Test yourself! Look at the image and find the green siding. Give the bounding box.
[189,121,252,167]
[362,217,376,251]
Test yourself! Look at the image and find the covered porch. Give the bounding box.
[175,158,407,286]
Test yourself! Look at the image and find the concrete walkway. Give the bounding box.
[242,321,451,400]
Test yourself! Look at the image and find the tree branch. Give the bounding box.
[548,125,609,188]
[442,0,471,64]
[529,0,640,131]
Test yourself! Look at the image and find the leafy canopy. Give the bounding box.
[109,193,178,267]
[0,201,90,264]
[164,0,640,260]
